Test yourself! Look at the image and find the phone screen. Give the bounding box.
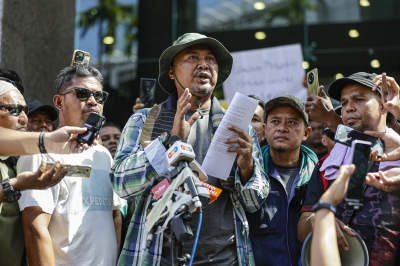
[139,78,156,108]
[346,140,371,201]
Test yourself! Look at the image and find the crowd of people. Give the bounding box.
[1,31,400,266]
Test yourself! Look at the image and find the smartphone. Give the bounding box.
[334,124,384,157]
[345,140,372,210]
[46,162,92,178]
[139,78,156,108]
[382,72,388,100]
[71,50,90,66]
[77,113,106,146]
[306,68,319,95]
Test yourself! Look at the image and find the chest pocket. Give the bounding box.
[248,190,283,235]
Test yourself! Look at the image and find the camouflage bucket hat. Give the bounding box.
[158,33,233,94]
[264,95,309,125]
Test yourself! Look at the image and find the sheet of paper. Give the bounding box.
[202,92,259,180]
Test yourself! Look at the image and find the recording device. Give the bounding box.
[77,112,106,146]
[139,78,156,108]
[382,72,388,96]
[345,140,372,210]
[334,124,384,157]
[71,50,90,66]
[45,162,92,178]
[307,68,319,95]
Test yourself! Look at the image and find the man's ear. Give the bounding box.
[303,126,312,141]
[53,95,63,111]
[168,67,175,80]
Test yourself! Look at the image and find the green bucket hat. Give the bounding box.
[158,32,233,94]
[264,95,309,125]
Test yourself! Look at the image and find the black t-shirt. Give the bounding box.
[302,164,400,266]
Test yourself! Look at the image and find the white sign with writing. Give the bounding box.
[223,44,307,103]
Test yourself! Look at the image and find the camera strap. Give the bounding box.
[342,161,376,225]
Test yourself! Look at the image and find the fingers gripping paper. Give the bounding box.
[202,92,258,180]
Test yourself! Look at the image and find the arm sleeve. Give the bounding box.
[301,164,325,213]
[234,125,270,213]
[17,155,59,214]
[110,110,169,200]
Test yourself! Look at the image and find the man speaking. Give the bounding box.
[111,33,269,266]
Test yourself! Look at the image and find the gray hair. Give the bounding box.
[55,64,103,94]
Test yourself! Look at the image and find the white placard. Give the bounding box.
[202,92,258,180]
[223,44,307,103]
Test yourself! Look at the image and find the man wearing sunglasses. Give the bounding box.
[0,80,29,265]
[18,64,125,266]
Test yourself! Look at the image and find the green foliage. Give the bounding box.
[265,0,316,26]
[78,0,137,56]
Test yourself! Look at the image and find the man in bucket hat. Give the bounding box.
[246,95,317,266]
[299,72,400,266]
[111,33,269,265]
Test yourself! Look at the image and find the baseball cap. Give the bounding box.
[27,100,58,122]
[264,95,308,125]
[328,72,380,101]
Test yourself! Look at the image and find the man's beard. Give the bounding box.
[193,84,212,95]
[274,147,286,153]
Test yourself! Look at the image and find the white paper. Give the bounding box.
[223,44,307,103]
[202,92,258,180]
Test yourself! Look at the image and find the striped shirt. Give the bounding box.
[110,108,270,266]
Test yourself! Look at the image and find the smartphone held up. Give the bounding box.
[77,112,106,146]
[139,78,156,108]
[307,68,319,95]
[346,140,372,210]
[71,50,90,66]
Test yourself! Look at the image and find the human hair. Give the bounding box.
[0,69,22,84]
[54,64,103,94]
[103,122,122,132]
[248,94,266,120]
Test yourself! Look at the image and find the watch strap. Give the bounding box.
[312,201,337,214]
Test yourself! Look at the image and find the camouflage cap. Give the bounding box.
[264,95,308,125]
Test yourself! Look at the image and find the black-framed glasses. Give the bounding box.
[0,104,29,117]
[0,77,25,94]
[59,87,109,104]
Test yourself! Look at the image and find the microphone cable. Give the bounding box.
[188,208,203,266]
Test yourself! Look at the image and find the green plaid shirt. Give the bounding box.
[111,108,269,266]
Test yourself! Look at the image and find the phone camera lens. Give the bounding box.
[308,73,314,84]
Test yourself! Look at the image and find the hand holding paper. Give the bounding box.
[202,92,259,180]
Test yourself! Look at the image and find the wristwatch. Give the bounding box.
[312,201,337,214]
[160,132,170,149]
[1,178,21,203]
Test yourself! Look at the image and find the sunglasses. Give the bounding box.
[0,77,25,94]
[59,87,109,104]
[0,104,29,117]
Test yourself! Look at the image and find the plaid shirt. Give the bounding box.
[111,108,269,266]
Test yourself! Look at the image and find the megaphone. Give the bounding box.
[301,229,369,266]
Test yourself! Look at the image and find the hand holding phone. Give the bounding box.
[45,162,92,178]
[307,68,319,96]
[345,140,372,210]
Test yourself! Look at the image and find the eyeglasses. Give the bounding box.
[0,104,29,117]
[0,77,25,94]
[59,87,109,104]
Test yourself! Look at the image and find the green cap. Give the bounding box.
[264,95,309,125]
[158,33,233,94]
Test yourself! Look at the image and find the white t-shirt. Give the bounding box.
[18,145,125,266]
